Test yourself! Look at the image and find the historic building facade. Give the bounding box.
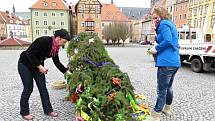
[30,0,70,41]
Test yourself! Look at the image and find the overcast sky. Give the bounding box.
[0,0,151,12]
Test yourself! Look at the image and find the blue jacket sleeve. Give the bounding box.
[155,24,173,53]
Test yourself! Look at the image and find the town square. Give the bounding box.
[0,0,215,121]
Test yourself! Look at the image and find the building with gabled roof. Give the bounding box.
[0,11,30,40]
[75,0,102,38]
[30,0,71,41]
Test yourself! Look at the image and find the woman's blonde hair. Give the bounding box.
[152,7,171,19]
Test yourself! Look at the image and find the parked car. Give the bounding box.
[139,40,152,45]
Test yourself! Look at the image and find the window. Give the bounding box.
[190,0,193,5]
[52,2,56,6]
[205,34,211,42]
[44,21,48,25]
[35,20,39,25]
[36,30,40,35]
[44,29,48,35]
[193,19,196,27]
[60,13,64,17]
[175,16,177,21]
[81,22,85,27]
[35,12,39,16]
[189,9,192,17]
[197,19,201,28]
[183,14,186,19]
[180,15,182,20]
[52,12,56,17]
[180,32,185,39]
[193,8,197,16]
[52,21,56,25]
[205,5,209,14]
[191,32,196,39]
[203,17,206,25]
[85,21,94,27]
[211,16,215,27]
[44,2,48,7]
[213,2,215,12]
[9,20,13,23]
[194,0,198,4]
[60,21,65,26]
[199,5,203,15]
[188,19,191,26]
[44,12,47,16]
[95,6,99,18]
[85,21,95,33]
[81,13,84,18]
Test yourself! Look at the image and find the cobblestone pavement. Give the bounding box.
[0,46,215,121]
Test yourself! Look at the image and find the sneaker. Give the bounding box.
[162,104,172,116]
[22,114,33,120]
[148,111,160,121]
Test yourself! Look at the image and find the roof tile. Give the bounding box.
[30,0,68,10]
[101,4,130,22]
[0,37,31,46]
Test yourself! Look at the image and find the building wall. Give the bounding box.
[188,0,215,41]
[173,0,188,28]
[76,0,102,39]
[133,21,142,42]
[6,24,29,38]
[141,20,155,43]
[31,9,69,41]
[166,0,176,21]
[0,22,6,39]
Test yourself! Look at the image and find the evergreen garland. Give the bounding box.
[66,33,149,121]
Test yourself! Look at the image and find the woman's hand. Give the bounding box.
[37,65,48,74]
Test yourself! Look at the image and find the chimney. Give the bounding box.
[111,0,113,4]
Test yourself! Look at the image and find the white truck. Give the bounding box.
[178,27,215,73]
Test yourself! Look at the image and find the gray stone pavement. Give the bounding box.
[0,46,215,121]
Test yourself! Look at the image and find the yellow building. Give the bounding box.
[75,0,102,39]
[188,0,215,42]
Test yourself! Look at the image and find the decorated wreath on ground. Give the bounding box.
[65,33,150,121]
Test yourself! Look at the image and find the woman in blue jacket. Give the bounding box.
[149,7,181,121]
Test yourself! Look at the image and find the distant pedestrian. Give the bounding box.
[18,29,71,120]
[149,7,181,121]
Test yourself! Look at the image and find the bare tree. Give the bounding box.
[119,23,129,46]
[103,22,130,46]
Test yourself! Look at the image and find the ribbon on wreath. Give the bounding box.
[81,57,113,68]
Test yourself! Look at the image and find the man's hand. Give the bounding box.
[37,65,48,74]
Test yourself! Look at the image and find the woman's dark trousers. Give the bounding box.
[18,62,53,116]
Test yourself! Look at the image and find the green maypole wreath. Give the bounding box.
[65,33,149,121]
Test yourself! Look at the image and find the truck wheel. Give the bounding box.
[191,58,203,73]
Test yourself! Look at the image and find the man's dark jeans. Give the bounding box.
[154,67,178,112]
[18,61,53,116]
